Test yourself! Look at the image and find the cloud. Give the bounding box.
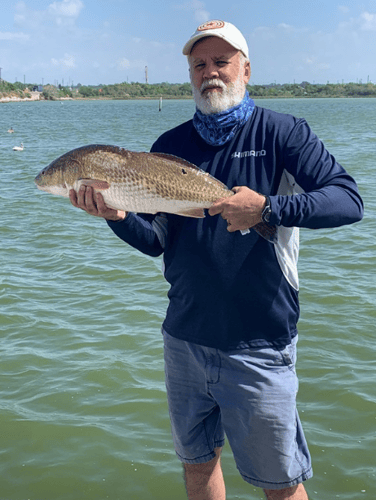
[359,11,376,31]
[115,57,147,72]
[248,12,376,83]
[14,0,83,29]
[4,1,375,86]
[48,0,84,25]
[51,53,76,68]
[174,0,210,24]
[14,1,44,29]
[118,58,130,69]
[0,31,29,41]
[303,56,330,71]
[278,23,294,30]
[48,0,83,18]
[337,9,376,32]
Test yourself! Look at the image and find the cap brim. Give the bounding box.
[182,33,214,55]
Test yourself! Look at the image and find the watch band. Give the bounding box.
[261,197,272,223]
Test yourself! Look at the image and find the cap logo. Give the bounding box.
[197,20,225,32]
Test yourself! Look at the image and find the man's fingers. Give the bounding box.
[69,186,126,221]
[208,198,227,216]
[208,205,222,216]
[69,189,78,207]
[69,186,97,213]
[75,185,85,207]
[84,186,97,211]
[94,191,107,213]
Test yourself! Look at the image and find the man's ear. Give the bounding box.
[243,60,251,84]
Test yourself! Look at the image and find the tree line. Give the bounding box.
[76,82,193,99]
[71,81,376,99]
[249,81,376,98]
[1,79,376,100]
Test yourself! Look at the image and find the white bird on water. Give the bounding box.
[13,143,24,151]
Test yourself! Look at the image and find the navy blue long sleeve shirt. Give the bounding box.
[107,106,363,350]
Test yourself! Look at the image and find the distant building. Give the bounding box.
[32,85,43,92]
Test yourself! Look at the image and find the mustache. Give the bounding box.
[200,79,227,93]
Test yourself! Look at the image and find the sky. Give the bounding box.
[1,0,376,86]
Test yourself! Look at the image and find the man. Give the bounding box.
[70,20,363,500]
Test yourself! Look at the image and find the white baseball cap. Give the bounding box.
[182,20,249,59]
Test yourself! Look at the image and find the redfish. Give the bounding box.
[35,144,275,240]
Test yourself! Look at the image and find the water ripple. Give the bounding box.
[0,98,374,500]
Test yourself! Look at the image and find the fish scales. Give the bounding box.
[34,144,276,241]
[35,144,233,218]
[87,150,231,214]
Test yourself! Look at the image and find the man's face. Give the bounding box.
[189,37,251,114]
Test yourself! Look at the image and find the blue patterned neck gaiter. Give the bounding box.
[193,92,255,146]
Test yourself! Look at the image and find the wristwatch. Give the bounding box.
[261,197,272,223]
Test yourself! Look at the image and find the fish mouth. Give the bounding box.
[34,173,43,186]
[34,174,48,191]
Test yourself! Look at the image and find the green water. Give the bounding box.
[0,98,375,500]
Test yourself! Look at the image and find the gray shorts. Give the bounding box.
[163,331,312,490]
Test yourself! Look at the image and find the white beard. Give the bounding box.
[192,75,246,115]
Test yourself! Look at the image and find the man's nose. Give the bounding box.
[203,62,219,79]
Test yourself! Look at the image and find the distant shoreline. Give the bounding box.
[2,80,376,102]
[1,92,376,104]
[0,92,73,103]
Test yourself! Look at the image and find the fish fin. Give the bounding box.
[149,153,202,171]
[79,179,110,190]
[175,208,205,218]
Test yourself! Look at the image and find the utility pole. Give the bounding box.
[145,66,148,84]
[0,67,2,83]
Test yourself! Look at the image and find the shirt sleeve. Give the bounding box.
[106,212,167,257]
[270,119,364,228]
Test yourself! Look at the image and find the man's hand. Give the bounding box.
[208,186,266,232]
[69,186,126,222]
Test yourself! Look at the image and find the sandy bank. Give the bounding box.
[0,91,74,103]
[0,91,42,103]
